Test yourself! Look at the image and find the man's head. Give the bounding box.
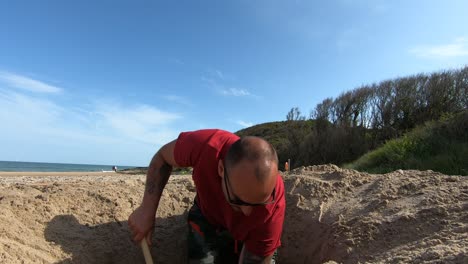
[218,136,278,216]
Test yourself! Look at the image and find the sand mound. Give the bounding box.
[0,166,467,263]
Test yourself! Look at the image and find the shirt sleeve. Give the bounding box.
[244,203,285,257]
[173,129,219,167]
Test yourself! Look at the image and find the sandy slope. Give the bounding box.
[0,166,467,263]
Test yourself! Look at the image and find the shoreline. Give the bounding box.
[0,171,146,185]
[0,171,125,177]
[0,172,190,186]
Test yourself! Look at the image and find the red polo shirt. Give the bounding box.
[174,129,285,256]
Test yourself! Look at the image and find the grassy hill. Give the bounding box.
[235,120,315,168]
[345,111,468,175]
[127,111,467,176]
[236,118,382,169]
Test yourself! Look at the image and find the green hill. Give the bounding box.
[235,120,315,169]
[236,118,381,169]
[345,111,468,175]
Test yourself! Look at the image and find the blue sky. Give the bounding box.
[1,0,467,166]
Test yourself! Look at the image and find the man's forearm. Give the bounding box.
[141,151,173,215]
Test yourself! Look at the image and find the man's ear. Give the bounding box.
[218,159,224,178]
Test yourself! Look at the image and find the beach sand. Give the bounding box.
[0,165,467,263]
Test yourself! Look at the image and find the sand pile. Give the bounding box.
[0,166,467,263]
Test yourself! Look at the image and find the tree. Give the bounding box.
[286,107,306,121]
[350,86,373,127]
[312,97,333,121]
[371,80,394,129]
[392,76,420,130]
[332,91,354,126]
[455,67,468,109]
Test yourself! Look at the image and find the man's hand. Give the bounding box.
[128,140,178,246]
[128,205,155,246]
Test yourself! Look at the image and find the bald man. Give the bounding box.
[128,129,285,263]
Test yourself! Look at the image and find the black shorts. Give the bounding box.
[187,201,242,264]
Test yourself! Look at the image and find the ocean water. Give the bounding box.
[0,160,136,172]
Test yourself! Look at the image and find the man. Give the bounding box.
[128,129,285,263]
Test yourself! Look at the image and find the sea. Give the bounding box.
[0,160,136,172]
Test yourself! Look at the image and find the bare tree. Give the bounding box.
[350,86,373,127]
[286,107,306,121]
[371,80,394,129]
[332,91,355,127]
[455,67,468,109]
[312,97,333,121]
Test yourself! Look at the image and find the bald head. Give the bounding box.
[225,136,278,183]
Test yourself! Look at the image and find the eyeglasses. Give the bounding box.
[224,166,275,206]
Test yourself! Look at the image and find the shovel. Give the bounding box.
[140,239,154,264]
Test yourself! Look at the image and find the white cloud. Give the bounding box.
[207,69,225,79]
[409,38,468,58]
[96,103,181,145]
[201,76,216,86]
[221,88,251,97]
[202,76,253,97]
[0,71,62,93]
[237,120,253,128]
[0,71,185,165]
[0,87,182,149]
[0,89,63,126]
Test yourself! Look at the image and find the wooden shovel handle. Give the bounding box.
[140,239,154,264]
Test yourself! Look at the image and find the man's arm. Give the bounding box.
[128,139,180,244]
[141,139,178,212]
[240,245,274,264]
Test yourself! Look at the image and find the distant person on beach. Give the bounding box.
[128,129,285,263]
[112,166,117,172]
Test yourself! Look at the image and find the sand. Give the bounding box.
[0,165,467,263]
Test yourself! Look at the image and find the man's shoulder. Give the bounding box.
[178,129,237,142]
[175,129,238,167]
[189,129,239,150]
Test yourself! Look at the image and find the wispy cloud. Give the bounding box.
[0,90,64,126]
[236,120,253,128]
[221,88,251,97]
[0,79,182,147]
[0,71,63,93]
[201,76,253,97]
[201,76,216,86]
[162,95,193,106]
[96,103,181,145]
[207,69,225,80]
[409,38,468,58]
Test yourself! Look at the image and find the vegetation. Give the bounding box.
[312,67,467,131]
[345,111,468,175]
[123,67,467,175]
[236,119,315,170]
[236,66,468,174]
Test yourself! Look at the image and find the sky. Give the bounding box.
[1,0,467,166]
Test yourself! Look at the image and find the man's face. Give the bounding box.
[219,160,277,215]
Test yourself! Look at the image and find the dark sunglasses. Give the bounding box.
[224,166,275,206]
